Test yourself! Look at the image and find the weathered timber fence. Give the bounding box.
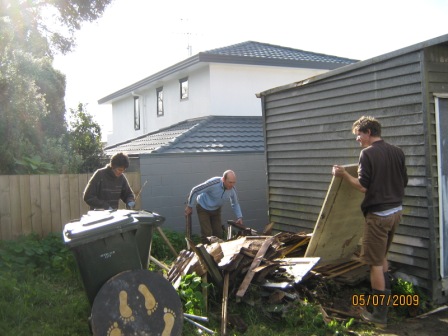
[0,172,141,241]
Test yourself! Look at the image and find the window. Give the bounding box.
[179,77,189,100]
[156,87,164,116]
[134,96,140,130]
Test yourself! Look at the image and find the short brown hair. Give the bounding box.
[110,152,130,169]
[352,116,381,137]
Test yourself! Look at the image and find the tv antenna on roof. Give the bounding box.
[181,18,192,57]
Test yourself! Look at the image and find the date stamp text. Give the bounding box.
[351,294,419,307]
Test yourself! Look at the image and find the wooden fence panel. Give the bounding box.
[69,174,80,221]
[78,174,90,217]
[20,175,32,235]
[10,176,21,238]
[60,175,71,228]
[40,175,52,237]
[50,175,62,233]
[0,172,141,240]
[30,176,42,236]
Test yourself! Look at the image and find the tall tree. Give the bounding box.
[68,103,105,173]
[0,0,113,174]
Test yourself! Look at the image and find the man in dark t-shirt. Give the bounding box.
[332,116,408,327]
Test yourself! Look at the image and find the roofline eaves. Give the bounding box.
[257,33,448,97]
[98,52,358,104]
[98,54,200,104]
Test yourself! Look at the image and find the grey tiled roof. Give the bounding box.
[104,116,264,155]
[203,41,357,65]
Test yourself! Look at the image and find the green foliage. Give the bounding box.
[0,0,112,174]
[40,136,83,173]
[0,49,50,173]
[177,272,209,315]
[14,154,55,174]
[67,103,105,173]
[0,233,77,277]
[283,300,327,334]
[151,228,200,262]
[1,0,114,57]
[392,278,428,317]
[0,233,89,335]
[393,278,415,295]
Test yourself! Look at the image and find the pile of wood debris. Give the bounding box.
[165,222,369,334]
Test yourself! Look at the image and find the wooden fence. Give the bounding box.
[0,172,141,241]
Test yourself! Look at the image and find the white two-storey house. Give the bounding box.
[99,41,357,146]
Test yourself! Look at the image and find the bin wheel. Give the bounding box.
[90,269,183,336]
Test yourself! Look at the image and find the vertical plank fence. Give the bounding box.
[0,172,141,241]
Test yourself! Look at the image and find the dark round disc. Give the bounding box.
[91,269,183,335]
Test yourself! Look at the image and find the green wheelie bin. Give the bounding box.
[63,210,142,306]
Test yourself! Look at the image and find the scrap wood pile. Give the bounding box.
[168,230,315,291]
[165,224,369,333]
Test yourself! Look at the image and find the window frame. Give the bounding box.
[156,87,164,116]
[179,77,189,100]
[133,96,140,130]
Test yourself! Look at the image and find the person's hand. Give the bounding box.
[332,165,346,177]
[185,206,192,216]
[127,201,136,209]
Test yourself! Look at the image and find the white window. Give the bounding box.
[180,77,188,100]
[157,87,164,116]
[134,96,140,130]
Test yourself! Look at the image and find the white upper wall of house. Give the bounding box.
[107,65,211,146]
[106,63,329,146]
[208,63,328,116]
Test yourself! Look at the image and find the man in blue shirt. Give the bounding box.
[185,170,243,244]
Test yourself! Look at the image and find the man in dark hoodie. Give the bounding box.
[332,116,408,327]
[83,152,135,210]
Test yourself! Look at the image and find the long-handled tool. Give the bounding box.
[186,213,192,240]
[134,180,148,203]
[185,196,192,242]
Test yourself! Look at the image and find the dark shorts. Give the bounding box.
[360,211,402,266]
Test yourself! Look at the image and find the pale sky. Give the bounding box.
[53,0,448,135]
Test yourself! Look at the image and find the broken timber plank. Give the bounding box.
[326,261,365,279]
[236,236,274,298]
[149,256,170,271]
[202,273,208,314]
[188,240,224,288]
[221,272,230,336]
[304,164,364,264]
[280,237,310,258]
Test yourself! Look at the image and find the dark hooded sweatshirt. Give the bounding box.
[83,165,135,210]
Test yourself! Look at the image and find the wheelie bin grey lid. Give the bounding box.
[63,210,139,246]
[113,209,165,226]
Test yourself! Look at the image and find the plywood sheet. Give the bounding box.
[304,164,364,265]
